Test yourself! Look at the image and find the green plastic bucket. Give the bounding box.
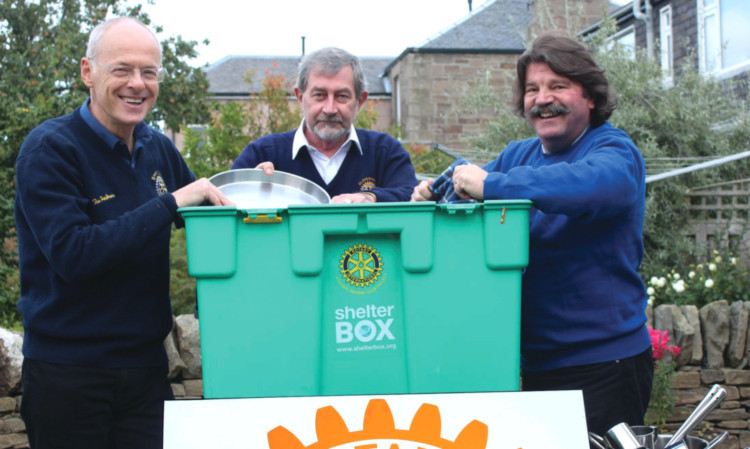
[179,200,531,399]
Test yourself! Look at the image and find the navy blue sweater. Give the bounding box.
[483,123,651,371]
[15,106,195,367]
[232,129,417,202]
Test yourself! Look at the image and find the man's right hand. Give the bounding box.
[411,179,435,202]
[255,161,275,176]
[173,178,234,208]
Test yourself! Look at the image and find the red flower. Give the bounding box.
[649,327,682,360]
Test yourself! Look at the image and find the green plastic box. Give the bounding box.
[179,200,531,399]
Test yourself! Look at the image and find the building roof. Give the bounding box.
[383,0,531,76]
[204,55,393,97]
[419,0,531,51]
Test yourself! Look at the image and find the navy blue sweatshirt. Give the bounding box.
[232,129,417,202]
[14,105,195,367]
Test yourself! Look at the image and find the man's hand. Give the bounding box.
[411,179,435,202]
[453,165,487,200]
[255,161,275,176]
[173,178,234,208]
[331,192,376,204]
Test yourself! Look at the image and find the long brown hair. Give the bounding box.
[512,32,617,127]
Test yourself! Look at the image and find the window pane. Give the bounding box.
[704,13,719,72]
[720,0,750,69]
[617,31,636,60]
[660,7,673,76]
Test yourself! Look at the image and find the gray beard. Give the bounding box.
[311,122,348,141]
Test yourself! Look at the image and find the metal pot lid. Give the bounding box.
[209,169,331,209]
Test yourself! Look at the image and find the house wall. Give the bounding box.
[625,0,749,94]
[388,51,519,150]
[623,0,697,77]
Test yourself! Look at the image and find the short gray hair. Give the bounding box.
[86,17,161,62]
[297,47,367,98]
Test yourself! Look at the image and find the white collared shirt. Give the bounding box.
[292,121,362,184]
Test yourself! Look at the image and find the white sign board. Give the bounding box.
[164,390,588,449]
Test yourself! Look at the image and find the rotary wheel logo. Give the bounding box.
[268,398,488,449]
[339,244,383,288]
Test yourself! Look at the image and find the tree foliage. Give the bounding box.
[0,0,212,326]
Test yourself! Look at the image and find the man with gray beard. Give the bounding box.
[232,47,417,203]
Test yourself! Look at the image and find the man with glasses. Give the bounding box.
[14,17,232,449]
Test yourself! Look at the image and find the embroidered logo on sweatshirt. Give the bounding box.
[152,171,168,196]
[359,177,376,191]
[91,194,115,205]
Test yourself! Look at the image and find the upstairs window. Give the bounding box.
[698,0,750,77]
[607,26,636,60]
[660,5,674,86]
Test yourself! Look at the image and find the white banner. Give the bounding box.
[164,390,588,449]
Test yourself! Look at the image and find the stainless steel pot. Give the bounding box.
[664,384,727,449]
[654,435,707,449]
[606,422,646,449]
[209,169,330,209]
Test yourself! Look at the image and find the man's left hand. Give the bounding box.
[331,192,377,204]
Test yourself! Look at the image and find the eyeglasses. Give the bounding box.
[90,59,167,83]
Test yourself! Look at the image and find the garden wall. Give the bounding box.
[1,302,750,448]
[648,300,750,449]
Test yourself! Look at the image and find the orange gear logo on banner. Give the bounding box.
[339,244,384,288]
[267,398,488,449]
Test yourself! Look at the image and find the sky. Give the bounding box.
[142,0,495,67]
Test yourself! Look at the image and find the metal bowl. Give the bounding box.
[654,435,708,449]
[209,169,330,209]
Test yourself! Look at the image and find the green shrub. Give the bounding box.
[644,249,750,309]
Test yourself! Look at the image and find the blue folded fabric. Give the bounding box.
[429,157,476,204]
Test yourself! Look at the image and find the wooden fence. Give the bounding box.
[687,178,750,265]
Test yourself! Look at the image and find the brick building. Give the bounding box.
[198,0,615,151]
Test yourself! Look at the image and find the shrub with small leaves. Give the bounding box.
[644,249,750,309]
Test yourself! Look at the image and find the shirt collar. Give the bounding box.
[292,120,362,159]
[81,98,153,153]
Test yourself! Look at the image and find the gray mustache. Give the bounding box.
[315,114,344,125]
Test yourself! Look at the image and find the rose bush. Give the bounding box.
[646,328,681,430]
[644,249,750,309]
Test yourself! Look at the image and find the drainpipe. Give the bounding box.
[632,0,654,59]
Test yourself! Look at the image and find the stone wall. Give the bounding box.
[649,300,750,449]
[2,301,750,448]
[0,315,204,449]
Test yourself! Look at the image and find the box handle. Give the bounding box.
[288,209,435,276]
[243,213,283,224]
[365,211,434,273]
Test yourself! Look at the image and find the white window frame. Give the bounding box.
[394,75,402,133]
[697,0,750,78]
[660,5,674,86]
[606,25,636,60]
